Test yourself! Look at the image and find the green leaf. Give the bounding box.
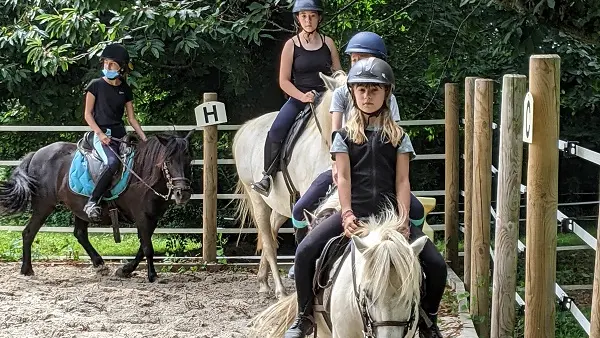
[168,17,176,27]
[547,0,555,9]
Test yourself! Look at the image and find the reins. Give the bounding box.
[105,136,190,200]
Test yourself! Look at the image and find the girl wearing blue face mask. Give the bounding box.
[82,43,147,221]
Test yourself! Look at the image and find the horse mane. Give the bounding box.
[132,133,190,188]
[357,204,421,309]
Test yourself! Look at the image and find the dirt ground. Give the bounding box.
[0,262,465,338]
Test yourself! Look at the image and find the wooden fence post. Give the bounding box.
[524,54,560,338]
[202,92,218,263]
[491,74,526,338]
[470,78,493,338]
[464,76,477,292]
[590,200,600,338]
[445,83,459,271]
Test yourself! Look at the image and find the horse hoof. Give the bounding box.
[95,265,110,276]
[258,285,271,294]
[115,268,132,278]
[148,273,158,283]
[20,267,34,276]
[275,289,288,300]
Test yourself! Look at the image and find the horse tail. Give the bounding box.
[233,178,254,233]
[0,152,37,215]
[247,293,298,338]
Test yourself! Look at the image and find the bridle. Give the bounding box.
[350,241,417,338]
[157,161,191,200]
[106,138,191,200]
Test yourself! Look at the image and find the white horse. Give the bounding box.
[247,197,426,338]
[232,71,348,299]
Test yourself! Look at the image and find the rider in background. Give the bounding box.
[251,0,341,197]
[82,43,147,221]
[288,32,425,275]
[284,57,446,338]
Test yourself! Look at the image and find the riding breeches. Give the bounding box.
[293,211,344,313]
[269,97,307,142]
[90,141,120,201]
[409,225,447,316]
[292,169,333,222]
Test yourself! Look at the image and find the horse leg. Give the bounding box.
[137,215,159,282]
[256,211,287,295]
[248,192,278,295]
[269,210,288,298]
[20,200,54,276]
[115,247,144,277]
[73,216,106,269]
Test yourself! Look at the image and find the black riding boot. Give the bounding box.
[419,313,443,338]
[251,135,282,197]
[284,307,314,338]
[83,168,114,221]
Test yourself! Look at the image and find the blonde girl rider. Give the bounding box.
[284,57,445,338]
[250,0,341,196]
[82,43,147,221]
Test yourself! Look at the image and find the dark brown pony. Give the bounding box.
[0,131,195,282]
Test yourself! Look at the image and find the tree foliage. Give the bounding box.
[1,0,599,202]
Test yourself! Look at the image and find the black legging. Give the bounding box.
[293,211,447,316]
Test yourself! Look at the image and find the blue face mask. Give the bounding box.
[102,69,119,80]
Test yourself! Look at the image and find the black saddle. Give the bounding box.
[279,92,325,209]
[76,131,136,187]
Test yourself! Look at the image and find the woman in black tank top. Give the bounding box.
[250,0,341,197]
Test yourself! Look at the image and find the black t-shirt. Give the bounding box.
[85,77,133,132]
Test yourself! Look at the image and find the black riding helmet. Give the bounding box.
[292,0,323,13]
[292,0,323,32]
[100,43,131,73]
[347,57,395,113]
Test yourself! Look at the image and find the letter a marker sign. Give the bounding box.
[195,101,228,127]
[523,92,533,143]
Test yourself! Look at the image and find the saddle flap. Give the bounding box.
[280,92,324,167]
[313,235,350,294]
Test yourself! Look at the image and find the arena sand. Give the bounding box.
[0,262,464,338]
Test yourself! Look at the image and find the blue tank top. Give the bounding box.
[291,34,333,93]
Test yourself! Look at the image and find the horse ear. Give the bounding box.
[185,129,196,141]
[410,236,428,256]
[319,72,339,92]
[303,209,316,225]
[352,235,369,254]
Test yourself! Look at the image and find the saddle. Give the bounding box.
[69,131,137,243]
[76,131,135,187]
[279,92,325,210]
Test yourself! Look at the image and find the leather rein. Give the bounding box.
[106,136,191,200]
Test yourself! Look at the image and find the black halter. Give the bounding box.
[350,241,417,338]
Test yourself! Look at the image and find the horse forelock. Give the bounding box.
[358,205,421,310]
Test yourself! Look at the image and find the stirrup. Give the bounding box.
[84,201,102,221]
[250,175,272,197]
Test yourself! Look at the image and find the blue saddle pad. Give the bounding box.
[68,150,134,200]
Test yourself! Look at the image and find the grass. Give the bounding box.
[0,230,204,262]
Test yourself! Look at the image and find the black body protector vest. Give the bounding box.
[336,128,404,218]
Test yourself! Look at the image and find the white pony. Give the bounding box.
[247,195,427,338]
[232,71,348,299]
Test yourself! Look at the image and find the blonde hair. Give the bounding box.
[346,84,404,146]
